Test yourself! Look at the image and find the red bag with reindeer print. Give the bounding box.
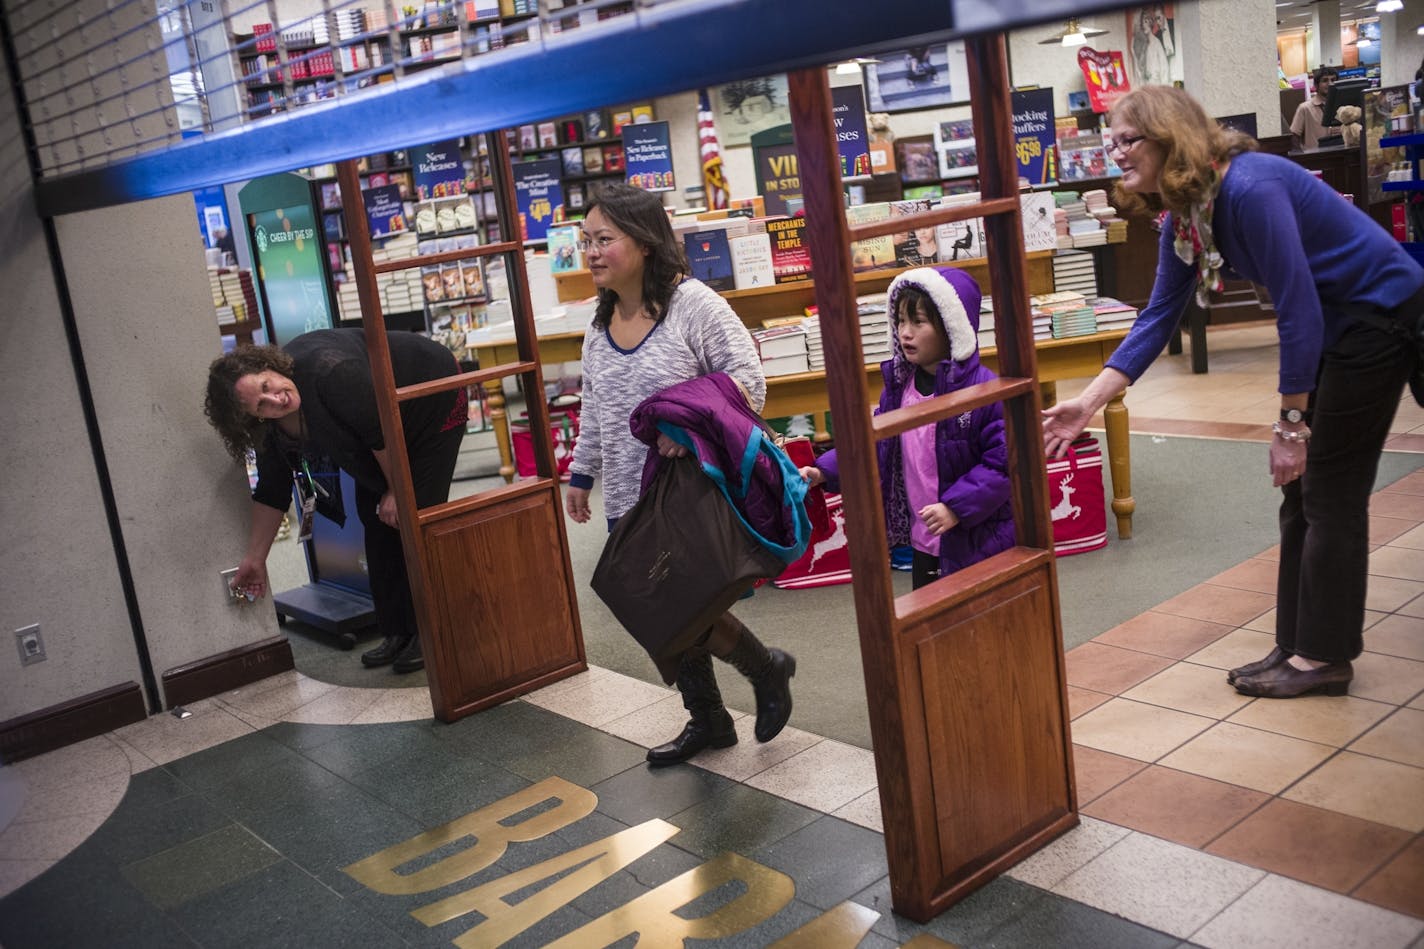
[773,437,853,589]
[1047,435,1107,556]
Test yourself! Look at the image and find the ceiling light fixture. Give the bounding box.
[834,57,879,75]
[1376,0,1402,12]
[1038,18,1108,47]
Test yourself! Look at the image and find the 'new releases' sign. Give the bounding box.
[413,138,466,200]
[831,85,870,178]
[624,121,675,193]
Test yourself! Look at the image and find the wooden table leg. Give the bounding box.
[812,412,833,444]
[485,378,517,483]
[1040,380,1058,409]
[1103,392,1134,539]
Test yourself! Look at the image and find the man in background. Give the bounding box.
[1291,66,1337,151]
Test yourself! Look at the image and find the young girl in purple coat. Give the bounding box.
[800,265,1015,588]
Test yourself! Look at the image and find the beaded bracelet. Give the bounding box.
[1272,421,1311,443]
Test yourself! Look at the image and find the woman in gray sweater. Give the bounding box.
[565,184,797,765]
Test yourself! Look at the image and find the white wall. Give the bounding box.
[0,43,144,722]
[1,29,285,727]
[55,197,280,679]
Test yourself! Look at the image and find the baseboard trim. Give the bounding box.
[161,636,295,709]
[0,682,148,764]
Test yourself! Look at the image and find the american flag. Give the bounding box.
[697,89,729,210]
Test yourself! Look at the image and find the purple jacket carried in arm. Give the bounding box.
[629,372,807,558]
[816,266,1016,578]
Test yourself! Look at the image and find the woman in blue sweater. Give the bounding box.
[1043,86,1424,699]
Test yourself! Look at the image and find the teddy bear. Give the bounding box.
[867,112,895,144]
[1335,104,1363,148]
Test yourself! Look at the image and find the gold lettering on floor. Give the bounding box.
[767,900,881,946]
[343,776,961,948]
[342,776,595,895]
[543,851,793,947]
[415,819,678,946]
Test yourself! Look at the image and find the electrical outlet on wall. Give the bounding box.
[15,625,45,666]
[220,567,241,603]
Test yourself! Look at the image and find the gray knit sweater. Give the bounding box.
[569,279,765,519]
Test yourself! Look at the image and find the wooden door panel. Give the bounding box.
[912,562,1073,880]
[420,486,583,715]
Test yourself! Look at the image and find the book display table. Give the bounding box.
[470,325,1136,539]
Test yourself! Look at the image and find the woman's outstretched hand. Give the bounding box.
[1042,398,1094,458]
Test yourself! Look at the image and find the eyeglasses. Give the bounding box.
[577,234,627,254]
[1107,134,1146,158]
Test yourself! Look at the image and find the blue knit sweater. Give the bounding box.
[1106,151,1424,394]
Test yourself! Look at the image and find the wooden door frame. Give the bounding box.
[787,33,1078,920]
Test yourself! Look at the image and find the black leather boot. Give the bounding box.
[361,635,405,668]
[647,651,737,766]
[720,620,796,743]
[391,635,424,674]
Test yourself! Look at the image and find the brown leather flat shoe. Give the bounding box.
[1227,646,1291,685]
[1233,660,1352,698]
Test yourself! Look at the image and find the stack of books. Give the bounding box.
[858,293,891,365]
[752,322,809,377]
[1093,297,1139,332]
[1053,191,1106,248]
[1032,290,1097,339]
[211,269,257,326]
[1052,250,1097,297]
[977,297,996,351]
[1049,305,1098,338]
[804,315,824,371]
[334,8,364,40]
[210,267,235,326]
[1032,311,1052,340]
[337,277,363,321]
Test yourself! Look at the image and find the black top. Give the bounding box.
[252,329,460,512]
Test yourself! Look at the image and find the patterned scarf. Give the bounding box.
[1171,164,1224,308]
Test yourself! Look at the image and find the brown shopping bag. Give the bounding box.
[591,456,786,659]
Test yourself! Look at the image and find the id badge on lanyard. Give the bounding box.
[296,458,328,544]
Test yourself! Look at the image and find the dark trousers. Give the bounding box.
[354,424,465,641]
[1276,319,1414,662]
[911,548,940,590]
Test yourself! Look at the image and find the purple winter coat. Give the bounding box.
[817,265,1015,577]
[629,372,807,557]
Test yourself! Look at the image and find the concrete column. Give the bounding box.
[1380,0,1424,88]
[1180,0,1281,133]
[1318,0,1343,69]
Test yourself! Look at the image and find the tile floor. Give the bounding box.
[2,322,1424,947]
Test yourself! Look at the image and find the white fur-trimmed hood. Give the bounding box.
[886,265,983,363]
